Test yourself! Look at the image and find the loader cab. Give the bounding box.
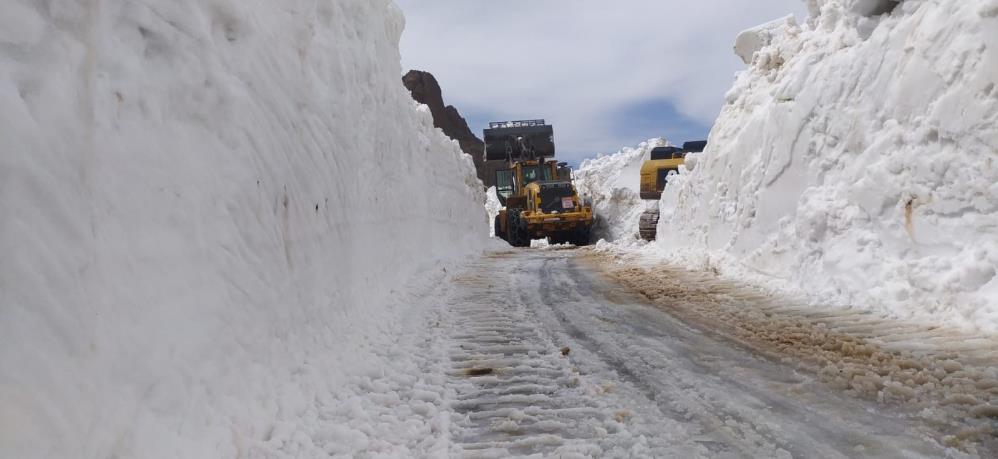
[521,163,553,185]
[495,160,559,206]
[556,162,572,180]
[495,169,514,206]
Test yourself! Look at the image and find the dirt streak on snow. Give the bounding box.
[585,250,998,454]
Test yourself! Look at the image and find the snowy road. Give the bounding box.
[419,249,963,458]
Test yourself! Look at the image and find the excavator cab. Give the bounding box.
[640,146,685,200]
[638,140,707,240]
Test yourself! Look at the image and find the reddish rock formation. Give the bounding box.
[402,70,489,185]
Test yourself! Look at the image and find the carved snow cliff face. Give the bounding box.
[658,0,998,330]
[0,1,486,456]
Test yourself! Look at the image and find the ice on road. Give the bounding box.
[413,249,958,458]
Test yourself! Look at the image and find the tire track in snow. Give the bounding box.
[440,257,616,458]
[434,250,965,458]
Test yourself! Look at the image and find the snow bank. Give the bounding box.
[734,15,794,65]
[658,1,998,331]
[0,1,485,457]
[485,186,503,237]
[575,139,668,242]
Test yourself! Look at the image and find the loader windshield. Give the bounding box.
[522,165,552,185]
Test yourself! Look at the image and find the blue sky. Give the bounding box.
[396,0,807,165]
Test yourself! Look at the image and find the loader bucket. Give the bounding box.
[484,120,555,161]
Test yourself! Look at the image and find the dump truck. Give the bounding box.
[638,140,707,241]
[488,120,594,247]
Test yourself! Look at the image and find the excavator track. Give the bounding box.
[638,208,659,241]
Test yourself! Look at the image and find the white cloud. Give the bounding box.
[396,0,807,162]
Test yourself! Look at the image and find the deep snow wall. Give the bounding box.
[659,1,998,330]
[0,1,485,457]
[575,139,667,242]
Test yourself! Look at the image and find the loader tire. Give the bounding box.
[494,215,505,242]
[572,226,592,247]
[507,211,529,247]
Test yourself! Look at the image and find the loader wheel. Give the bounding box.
[572,227,592,247]
[494,215,505,242]
[508,211,529,247]
[505,211,518,247]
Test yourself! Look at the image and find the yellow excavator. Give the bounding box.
[488,120,594,247]
[638,140,706,241]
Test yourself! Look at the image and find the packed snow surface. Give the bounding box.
[427,250,957,457]
[656,0,998,331]
[575,139,668,243]
[0,0,485,457]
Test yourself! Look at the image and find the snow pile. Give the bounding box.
[658,1,998,330]
[1,1,485,457]
[734,15,794,65]
[575,139,668,242]
[485,186,503,237]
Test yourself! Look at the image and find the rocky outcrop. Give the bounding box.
[402,70,489,185]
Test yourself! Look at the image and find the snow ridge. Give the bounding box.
[659,1,998,330]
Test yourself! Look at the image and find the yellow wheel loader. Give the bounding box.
[638,140,706,241]
[487,120,594,247]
